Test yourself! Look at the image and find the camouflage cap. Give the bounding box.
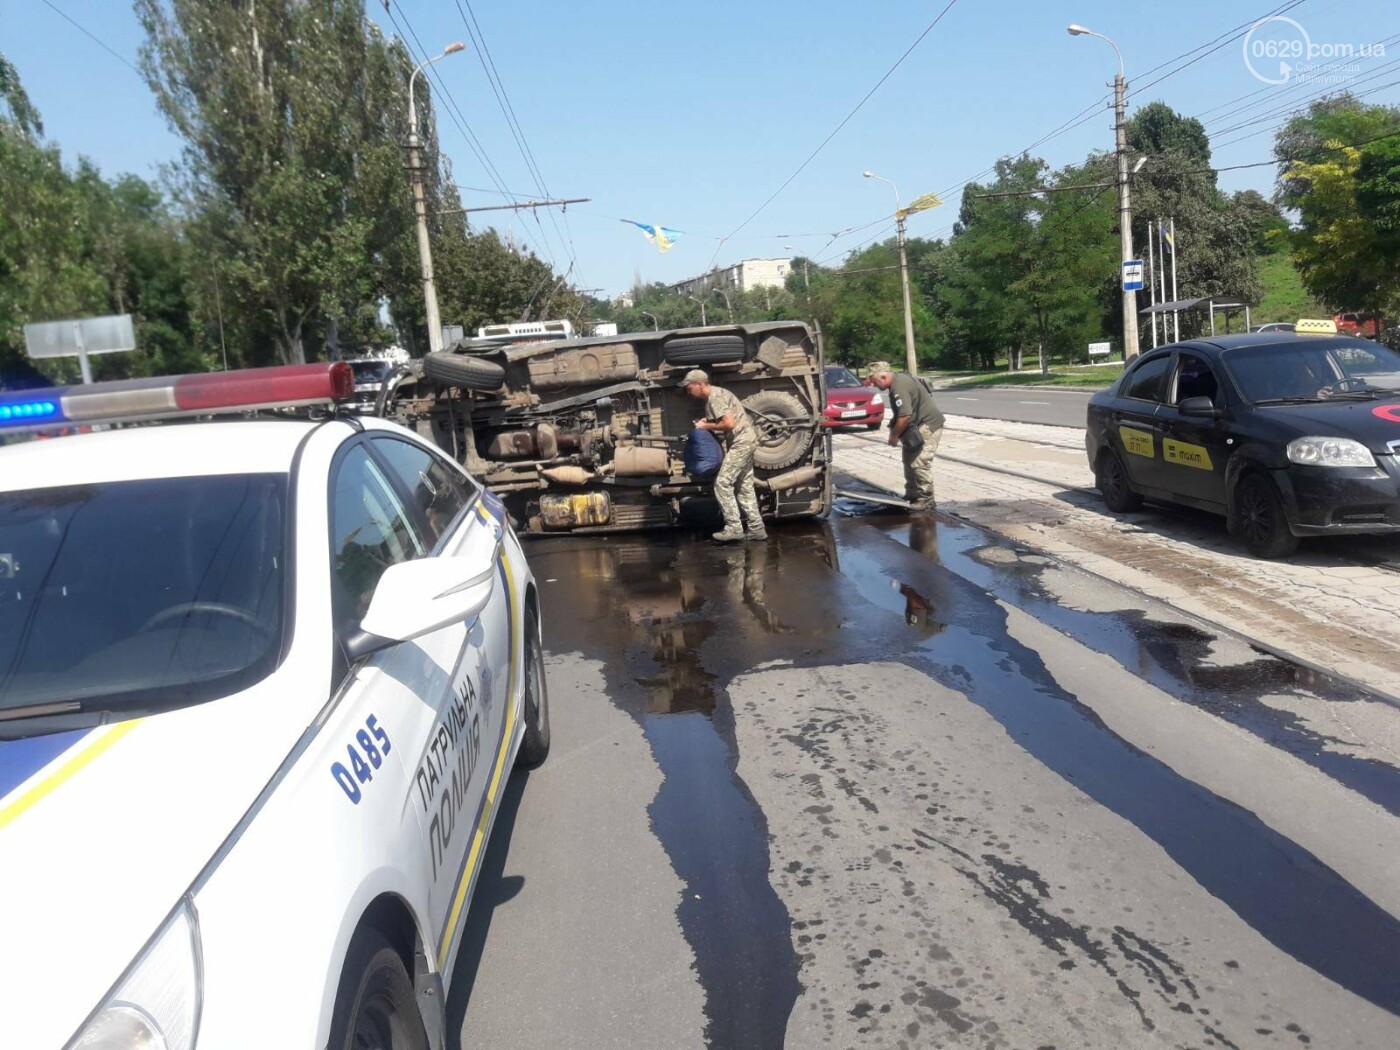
[865,361,894,376]
[678,368,709,388]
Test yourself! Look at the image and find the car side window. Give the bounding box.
[1172,352,1219,405]
[370,436,473,547]
[1123,354,1172,402]
[330,444,426,625]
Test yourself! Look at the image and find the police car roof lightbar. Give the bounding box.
[0,362,354,434]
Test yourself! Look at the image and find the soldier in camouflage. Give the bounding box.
[680,369,766,543]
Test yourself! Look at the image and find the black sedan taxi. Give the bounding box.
[1086,325,1400,557]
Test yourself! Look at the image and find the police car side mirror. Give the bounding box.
[348,535,500,660]
[1178,396,1221,419]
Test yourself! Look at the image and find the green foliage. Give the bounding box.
[1279,98,1400,318]
[1255,248,1322,324]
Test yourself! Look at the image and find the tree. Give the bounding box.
[137,0,424,364]
[0,53,41,138]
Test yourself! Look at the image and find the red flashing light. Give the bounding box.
[173,362,354,410]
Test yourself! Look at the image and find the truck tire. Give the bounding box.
[662,334,747,366]
[744,390,815,471]
[422,351,505,391]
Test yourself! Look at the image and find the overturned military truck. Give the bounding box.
[377,322,832,535]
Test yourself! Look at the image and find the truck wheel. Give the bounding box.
[662,334,747,365]
[516,616,551,768]
[329,928,428,1050]
[1235,473,1299,558]
[1097,449,1143,513]
[744,390,815,471]
[422,351,506,391]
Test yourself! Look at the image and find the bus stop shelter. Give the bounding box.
[1140,296,1253,345]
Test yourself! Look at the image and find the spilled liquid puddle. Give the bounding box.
[890,517,1400,818]
[531,513,1400,1046]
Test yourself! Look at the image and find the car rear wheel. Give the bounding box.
[329,928,428,1050]
[1097,449,1143,513]
[1234,474,1299,559]
[516,616,550,768]
[865,422,881,431]
[421,351,506,391]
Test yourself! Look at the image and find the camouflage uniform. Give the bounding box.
[706,385,763,533]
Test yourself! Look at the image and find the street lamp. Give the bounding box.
[407,41,466,355]
[641,310,659,331]
[863,171,918,376]
[1068,23,1139,359]
[711,287,735,323]
[685,294,708,326]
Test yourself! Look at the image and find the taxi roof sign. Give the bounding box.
[1295,318,1339,334]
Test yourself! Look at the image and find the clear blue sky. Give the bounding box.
[4,0,1398,297]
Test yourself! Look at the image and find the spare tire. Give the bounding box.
[662,334,747,365]
[422,351,505,391]
[743,390,816,471]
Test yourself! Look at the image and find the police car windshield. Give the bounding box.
[1225,341,1400,403]
[0,474,287,718]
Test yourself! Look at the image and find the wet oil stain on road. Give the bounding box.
[529,511,1400,1047]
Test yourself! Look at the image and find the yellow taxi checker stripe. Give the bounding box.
[0,721,142,832]
[436,548,521,969]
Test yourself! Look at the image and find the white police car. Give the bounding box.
[0,363,549,1049]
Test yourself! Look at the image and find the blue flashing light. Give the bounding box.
[0,399,60,425]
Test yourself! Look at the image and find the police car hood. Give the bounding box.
[1258,396,1400,452]
[0,664,316,1047]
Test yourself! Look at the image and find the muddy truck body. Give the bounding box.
[376,322,832,535]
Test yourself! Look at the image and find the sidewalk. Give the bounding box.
[833,418,1400,700]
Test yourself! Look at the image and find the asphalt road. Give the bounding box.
[448,511,1400,1049]
[931,387,1093,428]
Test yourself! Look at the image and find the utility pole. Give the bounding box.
[407,42,465,355]
[685,295,707,326]
[641,311,659,331]
[863,172,918,376]
[1069,24,1139,359]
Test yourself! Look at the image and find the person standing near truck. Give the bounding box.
[680,368,767,543]
[867,361,944,509]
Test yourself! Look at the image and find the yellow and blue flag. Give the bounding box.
[623,219,682,254]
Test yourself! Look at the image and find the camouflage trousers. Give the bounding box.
[901,424,942,504]
[715,438,763,531]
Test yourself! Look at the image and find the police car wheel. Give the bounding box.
[516,617,551,768]
[329,928,428,1050]
[1097,449,1143,513]
[1235,474,1300,559]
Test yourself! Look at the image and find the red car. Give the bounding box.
[823,365,885,430]
[1335,312,1381,338]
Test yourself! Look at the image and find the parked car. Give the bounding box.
[1335,312,1381,338]
[1087,323,1400,557]
[823,365,885,429]
[380,322,831,534]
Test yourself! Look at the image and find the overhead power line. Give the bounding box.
[716,0,963,253]
[38,0,142,77]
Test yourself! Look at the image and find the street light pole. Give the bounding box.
[864,171,918,376]
[641,310,659,331]
[1068,24,1139,360]
[686,294,708,326]
[712,287,735,323]
[407,42,465,355]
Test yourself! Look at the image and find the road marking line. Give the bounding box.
[1019,401,1050,405]
[956,397,979,401]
